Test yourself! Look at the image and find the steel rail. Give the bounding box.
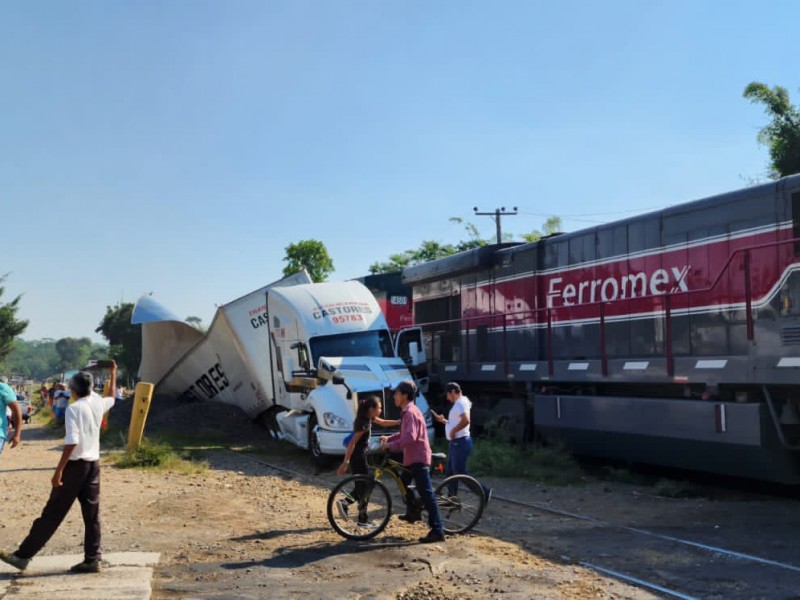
[493,493,800,575]
[579,562,699,600]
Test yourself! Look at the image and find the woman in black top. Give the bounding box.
[337,396,397,525]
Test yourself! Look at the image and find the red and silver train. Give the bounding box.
[372,174,800,483]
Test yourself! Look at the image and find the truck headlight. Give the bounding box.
[323,412,350,430]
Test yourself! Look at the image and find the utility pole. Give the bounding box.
[473,206,518,244]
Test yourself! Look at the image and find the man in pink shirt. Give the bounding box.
[380,380,444,544]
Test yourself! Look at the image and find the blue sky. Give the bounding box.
[1,0,796,341]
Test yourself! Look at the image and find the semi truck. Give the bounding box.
[134,273,434,465]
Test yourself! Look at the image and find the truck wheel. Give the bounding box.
[308,412,330,471]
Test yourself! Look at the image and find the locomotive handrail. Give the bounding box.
[414,235,800,374]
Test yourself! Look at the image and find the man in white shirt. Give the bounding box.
[0,363,120,574]
[433,382,492,502]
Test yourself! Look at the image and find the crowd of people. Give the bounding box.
[1,368,487,573]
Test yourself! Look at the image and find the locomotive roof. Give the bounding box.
[403,173,800,283]
[402,242,518,284]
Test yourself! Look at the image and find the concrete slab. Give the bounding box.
[0,552,160,600]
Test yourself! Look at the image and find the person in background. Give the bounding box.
[0,376,22,457]
[47,384,57,410]
[433,382,492,502]
[0,363,123,574]
[380,380,445,544]
[53,383,71,425]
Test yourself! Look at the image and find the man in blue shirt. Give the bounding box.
[0,376,22,456]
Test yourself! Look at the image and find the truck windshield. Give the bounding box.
[310,330,394,364]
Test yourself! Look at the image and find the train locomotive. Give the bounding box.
[396,174,800,484]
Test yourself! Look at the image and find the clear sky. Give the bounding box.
[1,0,797,341]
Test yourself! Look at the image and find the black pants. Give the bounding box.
[18,460,101,561]
[349,452,369,501]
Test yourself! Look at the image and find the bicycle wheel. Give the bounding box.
[434,474,485,535]
[327,475,392,541]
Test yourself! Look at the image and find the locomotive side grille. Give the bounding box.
[781,326,800,345]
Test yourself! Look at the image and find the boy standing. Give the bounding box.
[380,380,445,544]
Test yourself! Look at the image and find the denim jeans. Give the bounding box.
[446,437,490,497]
[401,463,443,533]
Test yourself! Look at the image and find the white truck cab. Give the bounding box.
[267,280,434,464]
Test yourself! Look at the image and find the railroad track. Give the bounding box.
[223,449,800,599]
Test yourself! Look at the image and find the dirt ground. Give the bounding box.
[2,403,800,599]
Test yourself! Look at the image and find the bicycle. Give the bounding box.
[326,452,486,541]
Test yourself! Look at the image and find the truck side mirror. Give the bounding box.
[331,373,353,399]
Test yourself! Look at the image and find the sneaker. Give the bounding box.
[418,529,446,544]
[356,520,375,529]
[485,488,493,506]
[69,559,100,574]
[336,500,350,520]
[397,511,422,523]
[0,551,30,571]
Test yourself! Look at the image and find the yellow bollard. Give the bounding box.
[127,382,155,452]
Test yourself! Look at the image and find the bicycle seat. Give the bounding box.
[431,452,446,460]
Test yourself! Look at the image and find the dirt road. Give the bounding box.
[2,420,799,599]
[0,423,652,599]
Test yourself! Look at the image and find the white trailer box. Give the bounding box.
[133,271,312,417]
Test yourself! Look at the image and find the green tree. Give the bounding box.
[743,82,800,178]
[54,337,93,371]
[283,239,335,282]
[368,215,565,274]
[521,216,563,243]
[0,338,58,380]
[0,275,28,363]
[185,316,206,332]
[95,303,141,383]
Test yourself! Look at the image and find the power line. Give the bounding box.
[473,206,518,243]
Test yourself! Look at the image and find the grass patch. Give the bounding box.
[600,465,650,486]
[109,440,208,475]
[31,406,56,427]
[470,440,584,486]
[653,478,702,498]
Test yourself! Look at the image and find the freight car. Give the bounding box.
[399,174,800,483]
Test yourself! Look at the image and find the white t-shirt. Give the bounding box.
[64,392,115,461]
[54,390,70,409]
[445,396,471,440]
